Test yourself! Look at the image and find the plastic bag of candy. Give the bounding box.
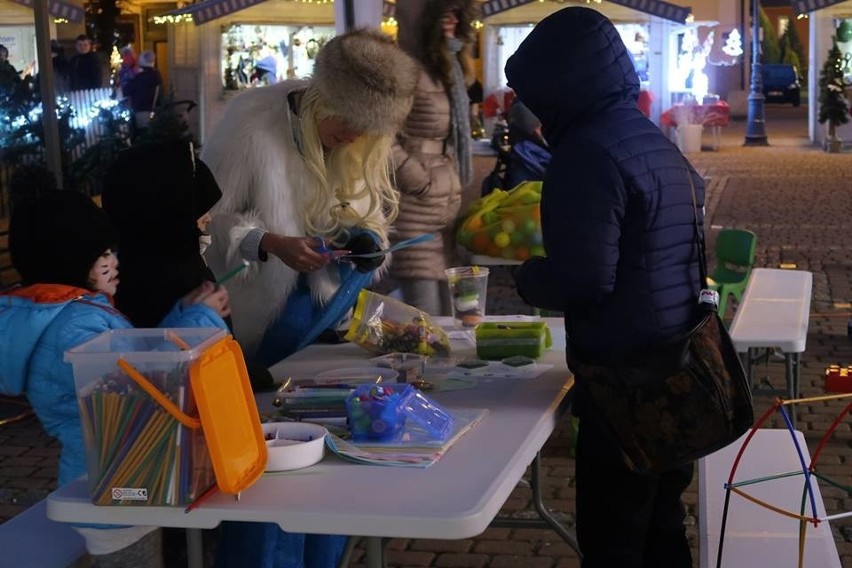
[344,290,451,356]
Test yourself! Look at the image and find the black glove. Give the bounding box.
[345,233,384,273]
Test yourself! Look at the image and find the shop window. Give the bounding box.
[221,24,335,91]
[616,24,650,85]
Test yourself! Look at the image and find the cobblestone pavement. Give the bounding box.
[3,105,852,567]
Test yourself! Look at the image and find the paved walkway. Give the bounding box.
[2,105,852,567]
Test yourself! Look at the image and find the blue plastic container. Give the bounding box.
[345,383,454,443]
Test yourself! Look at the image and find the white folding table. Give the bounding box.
[47,319,575,568]
[727,268,812,426]
[698,429,841,568]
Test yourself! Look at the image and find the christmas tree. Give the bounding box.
[817,37,849,143]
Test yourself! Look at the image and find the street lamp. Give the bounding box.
[744,0,769,145]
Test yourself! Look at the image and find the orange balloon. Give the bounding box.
[466,215,484,231]
[515,245,531,261]
[486,242,502,257]
[471,232,490,252]
[531,207,541,221]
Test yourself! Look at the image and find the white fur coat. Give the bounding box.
[201,80,388,358]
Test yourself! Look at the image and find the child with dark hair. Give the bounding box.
[0,166,230,567]
[102,140,224,327]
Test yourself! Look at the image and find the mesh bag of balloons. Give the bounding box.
[455,180,544,261]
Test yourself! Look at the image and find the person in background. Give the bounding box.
[505,7,704,568]
[502,99,551,190]
[251,54,278,86]
[200,28,418,568]
[68,34,103,90]
[388,0,478,316]
[50,40,70,93]
[0,165,230,568]
[125,50,163,135]
[467,77,485,138]
[0,44,22,94]
[117,44,140,93]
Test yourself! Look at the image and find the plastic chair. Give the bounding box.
[707,229,757,318]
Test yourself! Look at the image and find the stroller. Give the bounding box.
[481,138,551,197]
[481,99,551,196]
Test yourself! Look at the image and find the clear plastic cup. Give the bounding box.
[445,266,489,328]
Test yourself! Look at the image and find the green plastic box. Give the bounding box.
[474,322,552,360]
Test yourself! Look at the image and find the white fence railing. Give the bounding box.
[66,87,117,151]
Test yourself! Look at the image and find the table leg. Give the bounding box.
[490,452,581,558]
[742,350,753,389]
[785,353,799,427]
[337,536,358,568]
[186,528,203,568]
[364,536,386,568]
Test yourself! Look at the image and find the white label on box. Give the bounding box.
[111,487,148,501]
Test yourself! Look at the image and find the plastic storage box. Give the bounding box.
[65,328,267,506]
[345,383,454,443]
[474,321,552,360]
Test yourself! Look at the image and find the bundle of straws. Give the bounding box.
[79,370,214,506]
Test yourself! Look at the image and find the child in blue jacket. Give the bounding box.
[0,170,230,568]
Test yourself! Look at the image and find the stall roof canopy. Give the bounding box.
[385,0,690,24]
[169,0,691,26]
[792,0,847,14]
[167,0,270,25]
[8,0,84,23]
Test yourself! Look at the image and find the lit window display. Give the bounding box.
[492,23,649,87]
[221,24,335,90]
[616,24,650,85]
[836,19,852,84]
[670,27,714,103]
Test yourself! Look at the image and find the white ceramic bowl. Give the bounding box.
[261,422,328,472]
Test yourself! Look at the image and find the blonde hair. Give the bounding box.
[297,84,399,244]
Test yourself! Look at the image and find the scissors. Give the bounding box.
[313,237,350,263]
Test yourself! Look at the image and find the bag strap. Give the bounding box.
[685,163,709,289]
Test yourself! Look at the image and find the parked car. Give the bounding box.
[761,64,802,107]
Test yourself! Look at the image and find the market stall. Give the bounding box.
[165,0,338,143]
[474,0,692,127]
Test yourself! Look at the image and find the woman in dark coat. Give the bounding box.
[506,7,705,568]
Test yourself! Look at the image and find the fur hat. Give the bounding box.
[10,190,118,289]
[312,28,418,135]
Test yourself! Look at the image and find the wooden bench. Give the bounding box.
[0,499,87,567]
[698,429,841,568]
[727,268,812,427]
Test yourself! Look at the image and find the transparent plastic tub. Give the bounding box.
[65,328,266,506]
[345,383,454,443]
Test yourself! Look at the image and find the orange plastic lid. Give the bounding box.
[190,336,267,494]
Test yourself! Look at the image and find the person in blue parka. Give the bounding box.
[0,170,230,568]
[505,7,705,568]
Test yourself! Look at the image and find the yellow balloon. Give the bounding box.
[494,232,511,248]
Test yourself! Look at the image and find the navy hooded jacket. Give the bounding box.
[506,7,705,364]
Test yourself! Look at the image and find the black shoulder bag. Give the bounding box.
[577,168,754,474]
